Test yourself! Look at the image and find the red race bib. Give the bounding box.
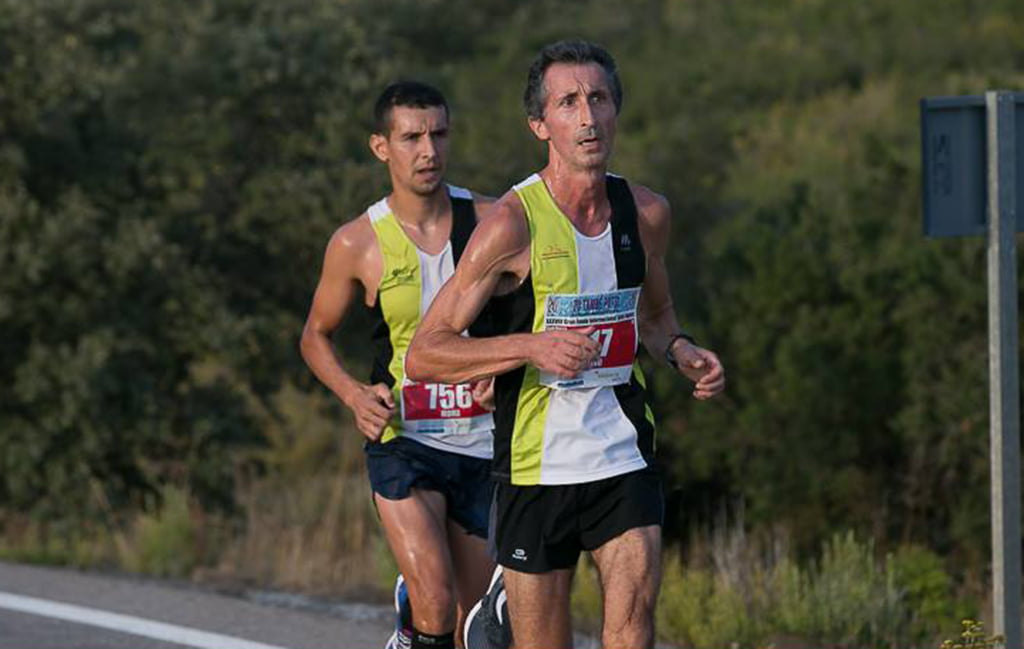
[401,382,489,423]
[539,288,641,389]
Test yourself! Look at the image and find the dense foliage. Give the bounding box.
[2,0,1023,579]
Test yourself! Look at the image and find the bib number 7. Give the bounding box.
[569,321,634,369]
[590,327,614,364]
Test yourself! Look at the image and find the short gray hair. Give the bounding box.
[523,40,623,120]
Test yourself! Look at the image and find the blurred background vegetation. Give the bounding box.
[1,0,1023,646]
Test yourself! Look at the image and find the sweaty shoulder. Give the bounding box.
[627,181,672,254]
[627,181,671,228]
[328,212,376,256]
[324,212,381,292]
[460,189,531,279]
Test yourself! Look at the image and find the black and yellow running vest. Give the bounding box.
[366,185,493,458]
[488,174,657,485]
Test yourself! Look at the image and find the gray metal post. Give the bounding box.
[987,89,1021,649]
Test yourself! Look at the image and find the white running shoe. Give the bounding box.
[384,574,413,649]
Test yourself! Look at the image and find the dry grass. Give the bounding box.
[207,468,387,598]
[196,381,393,599]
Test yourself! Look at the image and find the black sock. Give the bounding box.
[411,628,455,649]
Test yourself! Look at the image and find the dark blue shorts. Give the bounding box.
[365,436,494,539]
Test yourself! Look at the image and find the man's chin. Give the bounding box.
[411,179,444,194]
[562,144,612,171]
[578,152,611,171]
[410,179,445,196]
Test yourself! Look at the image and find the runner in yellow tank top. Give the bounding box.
[300,82,496,649]
[407,42,726,649]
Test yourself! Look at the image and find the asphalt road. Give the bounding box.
[0,561,394,649]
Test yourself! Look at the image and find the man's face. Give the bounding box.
[529,62,617,171]
[370,105,449,195]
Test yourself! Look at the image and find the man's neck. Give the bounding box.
[540,162,609,233]
[387,184,451,231]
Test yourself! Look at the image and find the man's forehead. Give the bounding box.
[389,105,448,133]
[543,62,610,95]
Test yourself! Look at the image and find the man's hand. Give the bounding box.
[470,377,496,411]
[345,383,397,441]
[529,327,602,379]
[669,341,726,400]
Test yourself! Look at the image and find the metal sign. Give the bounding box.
[921,90,1022,649]
[921,93,1024,237]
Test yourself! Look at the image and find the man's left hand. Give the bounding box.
[670,342,726,400]
[471,377,496,411]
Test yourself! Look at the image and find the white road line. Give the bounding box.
[0,591,295,649]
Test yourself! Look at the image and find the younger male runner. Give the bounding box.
[301,81,496,649]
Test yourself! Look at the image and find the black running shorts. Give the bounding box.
[493,468,663,573]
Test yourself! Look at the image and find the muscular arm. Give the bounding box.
[634,184,726,400]
[634,187,684,361]
[406,194,600,384]
[300,217,396,439]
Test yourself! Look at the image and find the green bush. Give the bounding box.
[658,554,763,648]
[653,530,957,648]
[891,544,958,638]
[123,488,197,578]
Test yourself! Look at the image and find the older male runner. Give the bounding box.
[406,41,726,649]
[301,81,496,649]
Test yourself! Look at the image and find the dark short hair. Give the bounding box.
[373,81,449,135]
[523,40,623,120]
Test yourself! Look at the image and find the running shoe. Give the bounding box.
[463,566,512,649]
[384,574,413,649]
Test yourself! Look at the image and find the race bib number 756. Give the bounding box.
[400,381,492,435]
[403,382,485,420]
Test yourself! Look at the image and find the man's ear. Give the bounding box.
[369,132,389,163]
[528,116,549,142]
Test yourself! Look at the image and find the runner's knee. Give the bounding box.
[407,579,457,632]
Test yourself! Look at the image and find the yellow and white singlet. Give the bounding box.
[487,174,657,485]
[366,185,494,459]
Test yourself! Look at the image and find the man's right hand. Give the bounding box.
[529,328,602,379]
[345,383,397,442]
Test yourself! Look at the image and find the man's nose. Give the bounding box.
[578,99,594,127]
[420,135,438,160]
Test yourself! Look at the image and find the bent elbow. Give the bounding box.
[299,322,328,367]
[299,327,313,363]
[405,339,428,382]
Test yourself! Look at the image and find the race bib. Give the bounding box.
[539,287,640,389]
[400,381,492,434]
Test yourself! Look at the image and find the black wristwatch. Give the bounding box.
[664,332,697,368]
